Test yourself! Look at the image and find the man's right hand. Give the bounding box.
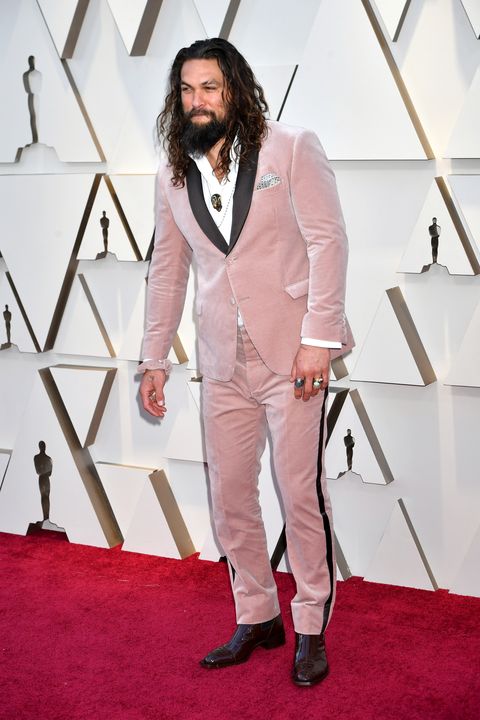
[139,369,167,418]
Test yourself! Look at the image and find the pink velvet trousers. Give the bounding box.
[202,327,336,635]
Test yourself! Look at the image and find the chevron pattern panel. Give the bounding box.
[1,0,480,597]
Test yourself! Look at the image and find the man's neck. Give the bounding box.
[206,137,226,180]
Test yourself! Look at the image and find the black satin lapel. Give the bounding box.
[186,161,229,255]
[228,149,259,254]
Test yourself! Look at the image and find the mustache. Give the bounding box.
[186,109,216,120]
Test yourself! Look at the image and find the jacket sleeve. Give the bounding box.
[140,170,193,371]
[289,129,348,345]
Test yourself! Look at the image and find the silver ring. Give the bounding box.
[294,377,305,388]
[312,378,322,389]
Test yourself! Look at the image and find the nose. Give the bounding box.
[191,89,206,108]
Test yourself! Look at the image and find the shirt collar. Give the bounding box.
[190,138,239,186]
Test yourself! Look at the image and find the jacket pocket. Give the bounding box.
[284,278,309,299]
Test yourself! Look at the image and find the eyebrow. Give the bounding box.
[180,79,220,88]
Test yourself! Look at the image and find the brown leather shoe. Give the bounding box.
[200,614,285,668]
[292,632,329,686]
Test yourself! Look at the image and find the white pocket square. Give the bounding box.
[255,173,282,190]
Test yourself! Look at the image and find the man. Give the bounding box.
[139,38,353,686]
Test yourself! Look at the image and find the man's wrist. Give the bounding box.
[301,337,341,349]
[137,358,173,374]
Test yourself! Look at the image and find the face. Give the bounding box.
[180,58,228,125]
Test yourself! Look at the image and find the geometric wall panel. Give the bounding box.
[0,174,98,351]
[229,0,322,66]
[448,175,480,264]
[398,178,480,275]
[450,520,480,597]
[0,0,100,161]
[193,0,231,38]
[79,257,149,360]
[37,0,90,58]
[281,0,427,159]
[95,462,150,538]
[252,64,296,122]
[165,458,214,556]
[0,351,44,455]
[460,0,480,38]
[0,450,11,490]
[107,175,155,260]
[326,390,394,485]
[0,371,121,547]
[327,471,398,577]
[389,0,480,160]
[402,266,480,380]
[187,379,201,411]
[0,259,37,353]
[446,64,480,158]
[106,0,163,56]
[446,299,480,388]
[77,178,139,261]
[351,287,437,386]
[364,499,438,590]
[373,0,411,41]
[50,365,116,447]
[122,468,196,559]
[53,273,114,358]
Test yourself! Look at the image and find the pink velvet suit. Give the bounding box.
[142,120,353,634]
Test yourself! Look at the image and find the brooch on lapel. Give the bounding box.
[255,173,282,190]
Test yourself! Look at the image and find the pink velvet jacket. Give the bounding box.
[141,120,354,381]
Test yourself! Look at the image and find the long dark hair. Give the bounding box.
[157,38,269,186]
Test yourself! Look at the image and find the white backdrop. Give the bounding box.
[0,0,479,597]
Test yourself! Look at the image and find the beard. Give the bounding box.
[181,109,227,157]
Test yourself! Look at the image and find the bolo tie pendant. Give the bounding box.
[211,193,222,212]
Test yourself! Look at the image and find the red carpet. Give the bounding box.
[1,530,479,720]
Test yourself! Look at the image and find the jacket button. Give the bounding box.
[230,297,236,305]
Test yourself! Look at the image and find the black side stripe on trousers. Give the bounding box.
[219,555,237,583]
[316,387,335,634]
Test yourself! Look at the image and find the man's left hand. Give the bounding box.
[290,345,330,401]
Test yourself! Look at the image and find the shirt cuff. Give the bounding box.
[301,337,342,349]
[137,358,173,375]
